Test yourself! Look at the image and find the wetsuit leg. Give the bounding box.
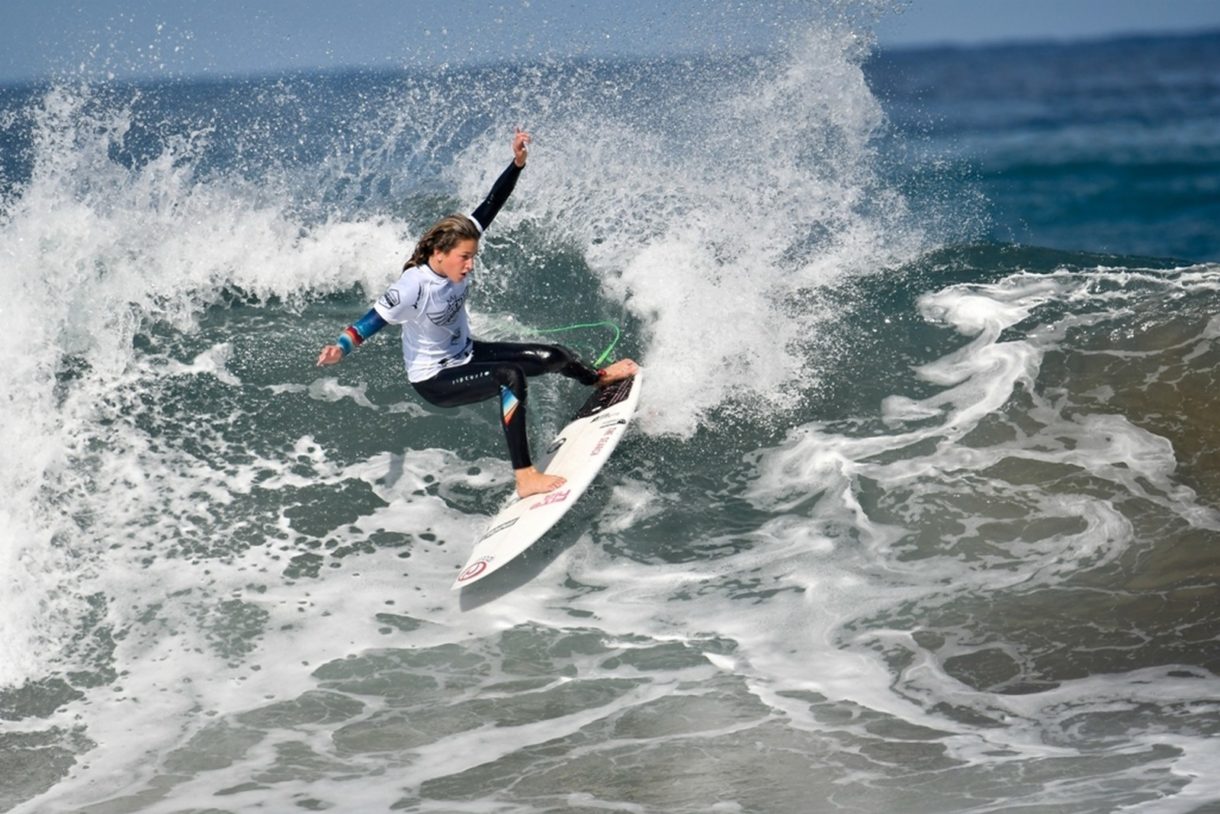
[411,341,597,469]
[472,341,601,385]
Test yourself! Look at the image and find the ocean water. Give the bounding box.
[2,11,1220,814]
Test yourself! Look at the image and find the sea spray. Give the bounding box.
[449,29,927,436]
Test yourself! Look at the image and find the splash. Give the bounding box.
[0,82,409,687]
[452,27,926,436]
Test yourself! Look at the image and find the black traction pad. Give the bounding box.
[573,375,636,421]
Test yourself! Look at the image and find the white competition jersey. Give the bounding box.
[366,161,521,382]
[373,264,473,383]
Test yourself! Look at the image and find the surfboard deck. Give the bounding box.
[452,372,642,589]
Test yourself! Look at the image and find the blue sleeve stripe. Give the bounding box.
[353,308,388,339]
[336,308,388,355]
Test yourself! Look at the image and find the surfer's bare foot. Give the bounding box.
[515,466,566,498]
[597,359,639,386]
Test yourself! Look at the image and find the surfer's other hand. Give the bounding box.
[316,345,344,366]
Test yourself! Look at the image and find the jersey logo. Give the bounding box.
[378,289,401,309]
[429,292,467,326]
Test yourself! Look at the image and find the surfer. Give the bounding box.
[316,128,638,498]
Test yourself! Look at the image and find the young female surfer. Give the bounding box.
[316,129,638,498]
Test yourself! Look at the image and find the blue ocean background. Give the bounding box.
[2,12,1219,814]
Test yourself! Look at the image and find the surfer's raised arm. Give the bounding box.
[468,127,530,232]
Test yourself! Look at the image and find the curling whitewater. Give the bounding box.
[3,29,1220,814]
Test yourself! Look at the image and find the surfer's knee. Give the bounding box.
[493,364,527,398]
[526,343,578,372]
[536,343,601,384]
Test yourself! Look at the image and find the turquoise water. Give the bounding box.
[2,14,1219,814]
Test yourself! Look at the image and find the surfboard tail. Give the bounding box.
[453,373,642,590]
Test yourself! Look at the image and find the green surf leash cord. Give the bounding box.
[529,320,622,368]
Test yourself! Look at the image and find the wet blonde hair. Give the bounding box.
[405,215,481,270]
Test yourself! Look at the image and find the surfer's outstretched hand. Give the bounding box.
[316,345,344,366]
[597,359,638,386]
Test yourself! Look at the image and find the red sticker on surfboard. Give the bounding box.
[458,559,490,582]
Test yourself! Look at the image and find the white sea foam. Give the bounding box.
[0,85,411,691]
[726,265,1220,797]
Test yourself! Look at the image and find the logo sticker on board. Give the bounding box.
[529,489,571,511]
[458,558,492,582]
[478,518,518,542]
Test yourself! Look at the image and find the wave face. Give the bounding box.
[2,13,1219,814]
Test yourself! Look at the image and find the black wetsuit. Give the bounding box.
[414,342,599,469]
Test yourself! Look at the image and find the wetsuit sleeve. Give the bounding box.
[336,308,388,356]
[469,161,523,233]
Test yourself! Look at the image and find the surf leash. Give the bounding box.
[530,320,621,367]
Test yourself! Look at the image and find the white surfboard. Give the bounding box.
[452,373,642,589]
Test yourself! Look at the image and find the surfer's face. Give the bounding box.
[431,238,479,284]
